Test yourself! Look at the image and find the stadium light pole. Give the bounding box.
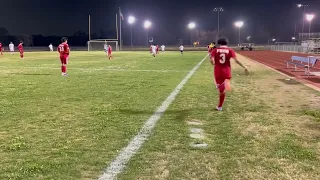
[213,7,223,41]
[234,21,244,45]
[128,16,136,47]
[188,22,196,45]
[144,20,151,46]
[306,14,314,39]
[297,4,308,39]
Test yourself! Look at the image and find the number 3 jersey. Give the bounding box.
[211,46,236,79]
[58,43,70,57]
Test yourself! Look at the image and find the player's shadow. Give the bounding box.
[8,73,52,76]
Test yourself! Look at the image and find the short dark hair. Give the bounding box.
[61,37,68,42]
[217,38,228,45]
[212,42,216,45]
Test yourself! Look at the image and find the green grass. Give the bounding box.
[0,51,206,179]
[1,51,320,179]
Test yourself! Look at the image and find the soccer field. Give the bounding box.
[1,51,320,179]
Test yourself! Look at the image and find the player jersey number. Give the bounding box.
[59,46,64,52]
[219,53,226,64]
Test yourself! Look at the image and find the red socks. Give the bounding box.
[218,83,226,108]
[61,66,66,73]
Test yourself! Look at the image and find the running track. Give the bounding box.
[238,50,320,89]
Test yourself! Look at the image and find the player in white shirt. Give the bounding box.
[49,43,53,51]
[104,43,108,53]
[161,45,165,52]
[9,42,14,55]
[151,44,157,57]
[179,45,184,54]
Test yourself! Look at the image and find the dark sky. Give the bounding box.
[0,0,319,43]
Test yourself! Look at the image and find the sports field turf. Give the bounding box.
[0,51,320,179]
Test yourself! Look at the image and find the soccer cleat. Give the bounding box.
[61,73,68,76]
[216,106,223,111]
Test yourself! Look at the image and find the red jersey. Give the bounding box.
[108,46,112,53]
[58,43,70,57]
[211,46,236,79]
[0,43,2,50]
[156,45,159,51]
[18,43,23,52]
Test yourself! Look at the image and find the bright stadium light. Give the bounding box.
[128,16,135,24]
[128,16,136,47]
[272,39,276,41]
[297,4,308,39]
[144,20,151,29]
[292,37,296,40]
[234,21,244,45]
[306,14,314,21]
[188,22,196,29]
[297,4,302,7]
[144,20,152,46]
[234,21,244,28]
[306,14,315,38]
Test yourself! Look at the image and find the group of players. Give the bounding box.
[1,36,249,111]
[0,41,24,58]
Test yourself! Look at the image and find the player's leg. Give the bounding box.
[20,51,24,59]
[60,57,67,75]
[215,77,227,111]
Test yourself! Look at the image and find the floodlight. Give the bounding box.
[306,14,314,21]
[234,21,244,28]
[128,16,135,24]
[144,20,151,29]
[188,22,195,29]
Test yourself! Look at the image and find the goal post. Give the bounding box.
[87,39,119,51]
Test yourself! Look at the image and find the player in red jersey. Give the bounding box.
[0,42,3,55]
[107,45,113,60]
[156,45,159,54]
[18,41,24,59]
[149,45,152,53]
[210,38,249,111]
[57,37,70,76]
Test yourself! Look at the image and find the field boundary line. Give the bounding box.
[98,54,209,180]
[237,53,320,92]
[0,66,188,73]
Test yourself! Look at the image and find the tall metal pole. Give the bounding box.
[146,30,148,46]
[130,26,133,47]
[88,15,91,41]
[309,21,311,39]
[294,23,296,38]
[238,27,241,45]
[213,7,223,41]
[302,5,306,35]
[119,12,122,50]
[217,10,220,39]
[116,14,119,49]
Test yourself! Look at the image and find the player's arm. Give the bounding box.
[210,49,216,65]
[231,51,249,73]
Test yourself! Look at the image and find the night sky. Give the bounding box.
[1,0,319,44]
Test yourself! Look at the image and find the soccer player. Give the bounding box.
[9,42,14,55]
[49,43,53,51]
[156,45,159,54]
[103,43,108,52]
[18,41,24,59]
[179,45,184,54]
[151,44,156,57]
[57,37,70,76]
[161,45,165,52]
[107,45,113,60]
[210,38,249,111]
[0,42,3,55]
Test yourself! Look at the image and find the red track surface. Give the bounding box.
[237,50,320,89]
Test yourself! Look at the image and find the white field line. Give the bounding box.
[0,66,187,73]
[98,54,208,180]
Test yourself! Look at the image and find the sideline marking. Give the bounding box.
[98,54,208,180]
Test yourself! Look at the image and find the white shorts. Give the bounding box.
[10,49,14,52]
[152,50,156,54]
